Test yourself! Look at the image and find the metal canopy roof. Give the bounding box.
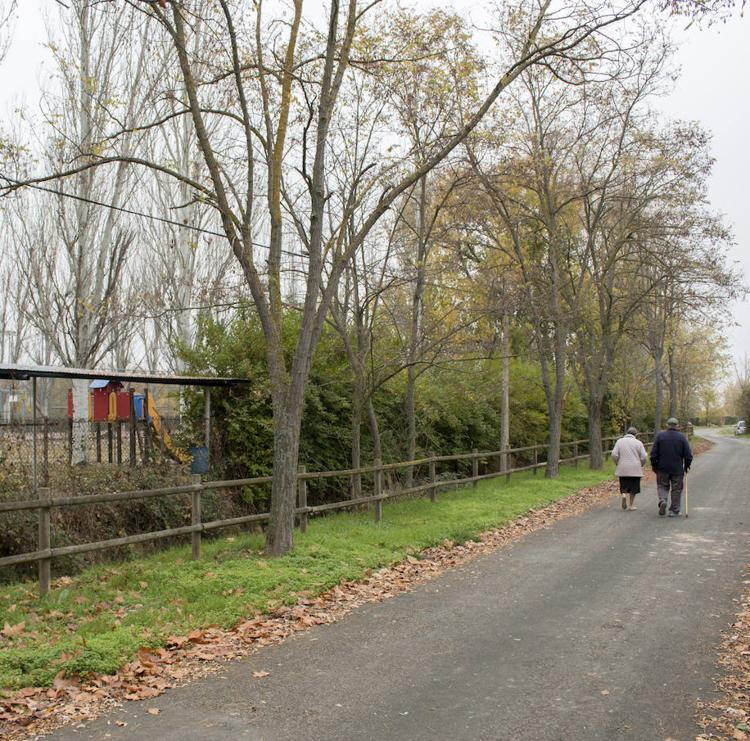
[0,364,250,388]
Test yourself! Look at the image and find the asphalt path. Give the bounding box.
[53,430,750,741]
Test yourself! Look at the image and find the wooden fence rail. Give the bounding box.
[1,434,656,595]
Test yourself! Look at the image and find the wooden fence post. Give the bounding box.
[350,469,362,501]
[429,456,437,502]
[373,457,382,523]
[116,421,123,464]
[107,422,113,463]
[472,449,479,488]
[67,417,73,465]
[128,389,136,467]
[96,423,102,463]
[38,487,51,597]
[533,447,538,475]
[506,453,512,484]
[297,465,308,534]
[574,442,579,468]
[191,473,202,560]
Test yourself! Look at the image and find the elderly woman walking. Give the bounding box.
[611,427,648,510]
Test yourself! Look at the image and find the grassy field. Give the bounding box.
[0,463,614,691]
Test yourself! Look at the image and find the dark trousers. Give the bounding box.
[656,471,684,513]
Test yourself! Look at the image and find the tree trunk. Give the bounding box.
[367,397,382,462]
[405,365,417,486]
[350,391,362,499]
[546,402,563,478]
[654,351,663,431]
[264,398,304,556]
[545,324,566,479]
[263,293,320,555]
[588,397,604,469]
[70,378,89,465]
[667,346,677,419]
[405,174,429,487]
[500,313,510,472]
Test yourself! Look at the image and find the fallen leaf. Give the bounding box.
[115,719,128,727]
[147,707,160,715]
[600,690,610,696]
[252,670,270,678]
[2,621,25,637]
[52,670,78,691]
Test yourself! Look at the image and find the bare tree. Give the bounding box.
[2,0,652,551]
[0,0,15,64]
[628,122,739,430]
[467,66,593,477]
[8,1,164,462]
[132,2,242,372]
[364,8,483,486]
[568,29,675,466]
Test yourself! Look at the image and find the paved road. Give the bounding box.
[53,431,750,741]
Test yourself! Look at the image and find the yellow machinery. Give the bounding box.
[146,395,191,464]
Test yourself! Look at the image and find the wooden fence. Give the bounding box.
[0,434,654,595]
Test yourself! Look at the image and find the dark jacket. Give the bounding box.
[650,429,693,475]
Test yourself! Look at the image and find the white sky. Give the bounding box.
[657,16,750,375]
[1,1,748,371]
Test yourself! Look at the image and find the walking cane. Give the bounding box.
[684,472,689,519]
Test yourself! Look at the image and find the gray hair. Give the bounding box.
[627,427,638,436]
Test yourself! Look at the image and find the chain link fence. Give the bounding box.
[0,415,191,494]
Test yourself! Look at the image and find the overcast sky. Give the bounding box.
[658,16,750,375]
[1,2,748,371]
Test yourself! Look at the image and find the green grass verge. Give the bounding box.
[0,463,613,690]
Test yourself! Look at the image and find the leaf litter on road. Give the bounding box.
[697,570,750,741]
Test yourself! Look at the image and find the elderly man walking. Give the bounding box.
[650,417,693,517]
[611,427,648,510]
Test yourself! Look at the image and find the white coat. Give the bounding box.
[611,434,647,478]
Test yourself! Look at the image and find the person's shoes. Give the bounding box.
[621,494,628,510]
[628,505,638,510]
[659,500,667,516]
[668,511,679,517]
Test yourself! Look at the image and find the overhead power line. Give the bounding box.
[1,175,487,298]
[0,174,285,253]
